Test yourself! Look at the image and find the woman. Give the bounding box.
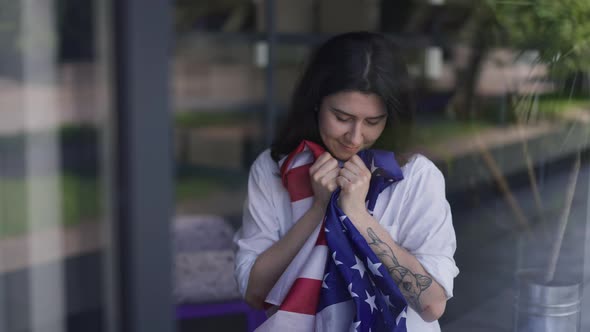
[234,31,459,331]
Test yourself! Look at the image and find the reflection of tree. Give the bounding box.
[175,0,254,33]
[468,0,590,284]
[489,0,590,95]
[446,0,590,120]
[445,4,501,120]
[490,0,590,77]
[384,1,499,120]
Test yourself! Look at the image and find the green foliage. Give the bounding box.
[0,174,99,238]
[487,0,590,76]
[374,120,490,153]
[0,170,243,238]
[174,110,257,128]
[536,96,590,118]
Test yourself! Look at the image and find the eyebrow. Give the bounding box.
[329,106,387,120]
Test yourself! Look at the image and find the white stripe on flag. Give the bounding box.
[299,245,328,280]
[290,149,315,168]
[256,309,315,332]
[291,197,313,222]
[266,222,322,305]
[315,300,355,332]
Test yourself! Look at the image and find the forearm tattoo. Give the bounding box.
[366,228,432,312]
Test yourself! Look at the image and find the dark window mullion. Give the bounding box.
[111,1,174,332]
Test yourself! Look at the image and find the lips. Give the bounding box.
[341,143,360,152]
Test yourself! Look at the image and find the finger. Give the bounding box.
[309,152,330,172]
[345,156,371,177]
[323,168,340,191]
[312,157,339,181]
[349,155,369,171]
[309,152,335,174]
[320,167,340,185]
[336,175,350,188]
[343,159,363,175]
[324,166,340,180]
[338,167,357,182]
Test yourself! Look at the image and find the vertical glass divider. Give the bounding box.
[21,0,66,331]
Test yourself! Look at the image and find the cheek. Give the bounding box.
[366,125,386,143]
[319,117,345,139]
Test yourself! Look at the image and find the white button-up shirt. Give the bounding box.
[234,149,459,331]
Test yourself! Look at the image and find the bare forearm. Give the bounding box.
[245,202,325,308]
[347,211,447,322]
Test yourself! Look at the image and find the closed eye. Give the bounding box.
[336,115,353,122]
[366,118,385,126]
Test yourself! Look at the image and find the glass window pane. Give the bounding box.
[0,1,112,331]
[172,1,590,331]
[172,2,266,332]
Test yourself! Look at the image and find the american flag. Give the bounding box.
[256,140,407,332]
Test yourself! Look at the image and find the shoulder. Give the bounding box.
[397,153,447,195]
[248,149,282,184]
[250,149,279,173]
[401,153,443,179]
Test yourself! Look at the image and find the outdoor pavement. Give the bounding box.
[440,156,590,331]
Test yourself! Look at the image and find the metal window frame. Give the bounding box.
[108,1,174,331]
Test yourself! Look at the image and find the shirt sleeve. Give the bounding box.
[395,156,459,299]
[233,152,281,297]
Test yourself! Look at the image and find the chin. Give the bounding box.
[334,151,355,161]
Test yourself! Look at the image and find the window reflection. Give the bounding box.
[172,1,590,331]
[0,1,108,331]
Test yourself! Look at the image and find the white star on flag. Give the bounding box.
[370,158,378,174]
[322,273,330,289]
[348,283,358,298]
[367,258,383,277]
[256,143,408,332]
[339,215,348,231]
[351,256,366,279]
[396,310,407,325]
[365,290,378,313]
[383,294,394,308]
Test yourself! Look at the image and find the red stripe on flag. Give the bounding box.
[284,165,313,202]
[279,278,322,315]
[305,141,326,158]
[280,140,325,188]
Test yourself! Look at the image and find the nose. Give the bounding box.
[347,121,363,147]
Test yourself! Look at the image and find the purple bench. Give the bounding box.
[173,215,267,331]
[176,301,266,332]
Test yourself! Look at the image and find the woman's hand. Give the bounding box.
[337,155,371,216]
[309,152,340,209]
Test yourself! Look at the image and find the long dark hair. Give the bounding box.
[270,31,414,161]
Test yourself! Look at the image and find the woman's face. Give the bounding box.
[318,91,388,161]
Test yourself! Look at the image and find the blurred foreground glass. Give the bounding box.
[0,1,111,331]
[171,2,266,331]
[170,1,590,331]
[422,2,590,331]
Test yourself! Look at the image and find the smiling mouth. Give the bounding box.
[341,144,360,151]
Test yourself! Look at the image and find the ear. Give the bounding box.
[416,275,433,291]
